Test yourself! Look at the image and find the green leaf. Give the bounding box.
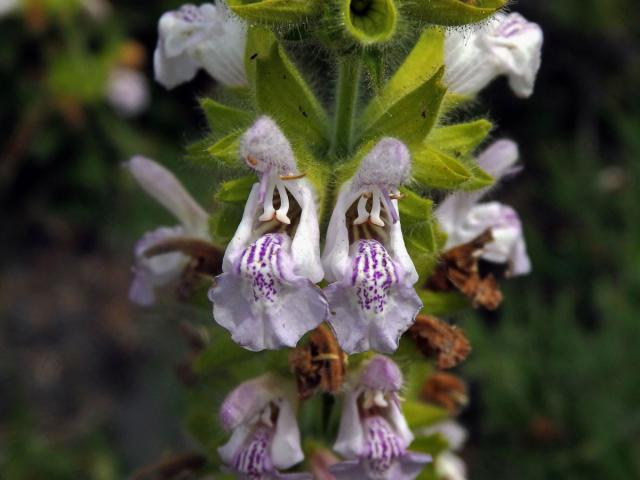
[367,28,444,119]
[360,67,447,147]
[412,145,473,189]
[254,40,329,149]
[215,175,256,204]
[339,0,398,45]
[199,98,253,138]
[403,400,449,430]
[407,0,508,26]
[244,26,277,86]
[428,119,493,157]
[398,189,446,280]
[228,0,322,24]
[411,434,450,457]
[462,160,494,191]
[418,289,470,316]
[207,132,242,166]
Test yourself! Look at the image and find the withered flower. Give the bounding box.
[426,229,504,310]
[289,324,346,400]
[408,315,471,370]
[421,372,468,415]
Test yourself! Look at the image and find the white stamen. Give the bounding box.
[370,190,385,227]
[259,178,276,222]
[275,182,291,225]
[354,195,370,225]
[373,390,389,408]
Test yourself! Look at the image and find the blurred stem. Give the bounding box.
[331,55,362,157]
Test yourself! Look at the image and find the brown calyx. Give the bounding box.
[408,315,471,369]
[426,229,504,310]
[422,372,468,415]
[289,324,347,400]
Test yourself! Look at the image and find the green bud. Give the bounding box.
[407,0,508,26]
[339,0,399,46]
[227,0,323,25]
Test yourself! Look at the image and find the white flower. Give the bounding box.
[208,117,328,351]
[330,356,431,480]
[105,67,150,117]
[154,2,247,89]
[219,375,311,480]
[322,138,422,354]
[436,140,531,276]
[444,12,543,98]
[126,156,210,306]
[0,0,18,18]
[421,421,468,480]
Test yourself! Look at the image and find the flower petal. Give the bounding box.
[222,183,261,272]
[329,459,368,479]
[154,41,200,89]
[444,12,543,98]
[326,241,422,354]
[271,400,304,469]
[359,356,403,393]
[219,375,279,431]
[392,451,432,480]
[218,424,253,465]
[126,156,209,235]
[286,179,324,283]
[322,184,360,282]
[333,389,366,458]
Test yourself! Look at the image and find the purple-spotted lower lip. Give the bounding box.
[496,17,529,38]
[351,240,400,314]
[233,426,274,478]
[176,5,206,23]
[236,233,287,303]
[363,415,405,474]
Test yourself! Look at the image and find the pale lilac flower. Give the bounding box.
[435,140,531,276]
[209,116,328,351]
[421,421,468,480]
[444,12,543,98]
[126,156,210,306]
[105,67,150,117]
[330,356,431,480]
[219,375,311,480]
[154,2,247,89]
[0,0,18,18]
[322,138,422,354]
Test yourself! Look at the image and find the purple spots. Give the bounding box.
[351,240,399,314]
[239,234,286,304]
[364,415,405,475]
[176,4,207,23]
[234,426,274,480]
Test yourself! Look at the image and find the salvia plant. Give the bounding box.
[126,1,543,479]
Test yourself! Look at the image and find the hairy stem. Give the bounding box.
[331,55,362,157]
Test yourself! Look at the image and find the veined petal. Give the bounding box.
[126,156,209,236]
[445,12,543,98]
[210,234,328,351]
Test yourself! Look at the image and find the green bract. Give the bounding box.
[227,0,323,25]
[339,0,399,45]
[407,0,508,26]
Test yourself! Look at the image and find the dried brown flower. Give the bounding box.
[408,315,471,369]
[426,229,503,310]
[422,372,468,414]
[289,324,346,400]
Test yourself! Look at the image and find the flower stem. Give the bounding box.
[331,55,362,157]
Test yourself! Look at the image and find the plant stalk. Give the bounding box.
[331,55,362,157]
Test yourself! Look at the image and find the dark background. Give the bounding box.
[1,1,639,478]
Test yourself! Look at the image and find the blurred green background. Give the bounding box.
[1,1,639,479]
